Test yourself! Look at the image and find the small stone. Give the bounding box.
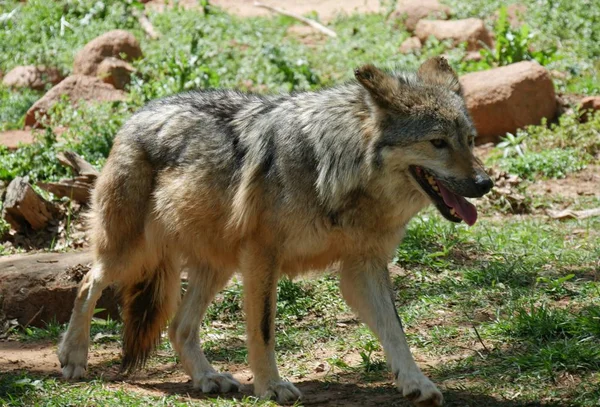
[399,37,422,54]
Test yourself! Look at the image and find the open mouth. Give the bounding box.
[409,166,478,226]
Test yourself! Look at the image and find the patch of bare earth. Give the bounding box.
[0,336,532,406]
[529,165,600,201]
[146,0,383,22]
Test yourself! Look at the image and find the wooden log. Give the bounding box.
[2,177,57,232]
[56,151,99,178]
[36,177,92,204]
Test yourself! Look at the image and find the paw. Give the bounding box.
[396,372,443,407]
[256,380,302,405]
[193,372,240,393]
[57,341,88,380]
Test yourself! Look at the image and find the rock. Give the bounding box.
[73,30,142,77]
[460,61,557,145]
[393,0,451,32]
[25,75,127,127]
[579,96,600,123]
[415,18,493,51]
[550,70,567,80]
[2,177,58,232]
[97,57,135,90]
[0,251,120,327]
[464,51,483,62]
[0,130,35,150]
[2,66,64,91]
[399,36,422,54]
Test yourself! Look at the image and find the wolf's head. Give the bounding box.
[355,57,493,226]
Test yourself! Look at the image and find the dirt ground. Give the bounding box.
[0,340,540,407]
[529,165,600,200]
[146,0,384,21]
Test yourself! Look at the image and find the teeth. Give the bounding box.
[450,208,457,216]
[425,173,441,194]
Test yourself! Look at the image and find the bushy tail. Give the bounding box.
[120,259,180,373]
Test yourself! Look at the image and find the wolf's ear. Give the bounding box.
[417,56,462,94]
[355,64,405,110]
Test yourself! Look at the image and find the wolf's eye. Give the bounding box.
[430,139,448,149]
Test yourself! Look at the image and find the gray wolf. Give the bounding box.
[57,56,492,407]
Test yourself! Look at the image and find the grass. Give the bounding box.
[0,374,277,406]
[0,86,40,131]
[3,210,598,405]
[1,0,599,406]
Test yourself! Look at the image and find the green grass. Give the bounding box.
[0,86,40,131]
[1,0,600,405]
[490,112,600,180]
[0,374,277,406]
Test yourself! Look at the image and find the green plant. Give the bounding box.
[496,132,527,158]
[480,6,556,67]
[0,130,68,182]
[205,281,243,323]
[536,274,576,297]
[501,147,588,180]
[261,45,320,92]
[276,277,312,320]
[358,339,387,373]
[0,86,40,131]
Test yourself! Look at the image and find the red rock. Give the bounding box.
[415,18,493,51]
[2,66,64,91]
[73,30,142,77]
[97,57,135,90]
[579,96,600,123]
[394,0,451,32]
[0,130,35,150]
[399,37,422,54]
[460,61,557,145]
[464,51,483,62]
[25,75,127,128]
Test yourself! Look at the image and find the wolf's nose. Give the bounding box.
[475,174,494,195]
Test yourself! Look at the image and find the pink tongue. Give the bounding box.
[436,181,478,226]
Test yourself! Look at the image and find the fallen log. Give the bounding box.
[37,176,93,204]
[56,151,99,178]
[2,177,57,232]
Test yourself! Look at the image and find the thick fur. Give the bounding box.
[58,57,491,407]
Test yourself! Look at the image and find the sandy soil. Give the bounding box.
[146,0,385,22]
[529,165,600,200]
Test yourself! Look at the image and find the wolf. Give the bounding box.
[57,56,492,406]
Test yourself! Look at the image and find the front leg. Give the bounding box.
[241,245,302,404]
[340,257,443,407]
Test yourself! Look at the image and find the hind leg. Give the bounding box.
[169,263,240,393]
[58,262,111,379]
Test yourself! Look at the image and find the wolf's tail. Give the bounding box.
[86,134,181,373]
[120,258,180,373]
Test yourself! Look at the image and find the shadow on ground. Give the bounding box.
[137,374,560,407]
